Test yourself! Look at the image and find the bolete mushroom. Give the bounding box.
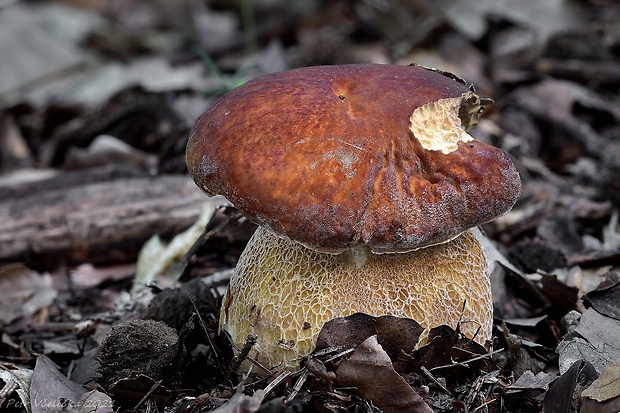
[186,64,521,371]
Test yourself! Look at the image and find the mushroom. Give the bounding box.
[186,64,521,371]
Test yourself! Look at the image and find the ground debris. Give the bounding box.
[1,0,619,411]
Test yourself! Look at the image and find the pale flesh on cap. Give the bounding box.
[221,226,491,371]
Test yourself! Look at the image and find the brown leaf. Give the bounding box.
[581,396,620,413]
[583,272,620,320]
[508,370,556,391]
[542,360,598,413]
[31,354,113,413]
[414,325,496,381]
[582,360,620,402]
[335,335,432,413]
[539,271,580,313]
[108,375,171,408]
[314,313,423,372]
[504,315,548,328]
[70,263,135,289]
[557,336,620,376]
[575,308,620,353]
[502,325,555,377]
[574,360,620,412]
[207,386,264,413]
[0,264,57,326]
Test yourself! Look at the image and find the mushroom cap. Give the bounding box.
[220,226,492,371]
[187,64,521,253]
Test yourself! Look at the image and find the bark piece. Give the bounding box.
[0,166,214,267]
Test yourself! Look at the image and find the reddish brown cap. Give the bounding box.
[186,64,521,253]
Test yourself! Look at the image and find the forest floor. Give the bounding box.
[1,0,620,412]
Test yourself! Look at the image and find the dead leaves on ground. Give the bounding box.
[1,0,620,411]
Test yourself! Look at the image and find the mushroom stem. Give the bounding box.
[338,244,371,269]
[220,226,492,372]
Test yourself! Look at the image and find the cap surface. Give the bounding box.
[187,64,521,253]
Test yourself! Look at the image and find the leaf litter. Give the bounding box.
[1,0,620,412]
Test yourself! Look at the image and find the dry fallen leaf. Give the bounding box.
[0,2,100,102]
[581,395,620,413]
[557,336,620,377]
[502,324,554,377]
[443,0,586,43]
[335,335,433,413]
[31,354,113,413]
[133,198,227,292]
[0,363,33,412]
[543,360,598,413]
[70,263,136,289]
[64,135,158,172]
[412,324,497,386]
[208,388,264,413]
[314,312,423,372]
[508,369,556,392]
[583,272,620,320]
[108,375,171,409]
[0,264,57,326]
[581,360,620,402]
[574,309,620,360]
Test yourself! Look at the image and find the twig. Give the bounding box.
[463,373,485,410]
[472,397,498,412]
[308,345,343,359]
[324,348,355,364]
[182,207,244,263]
[228,334,258,376]
[285,369,309,403]
[133,379,163,411]
[429,348,505,372]
[421,366,452,395]
[455,299,484,344]
[188,296,222,366]
[199,269,234,288]
[262,370,293,396]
